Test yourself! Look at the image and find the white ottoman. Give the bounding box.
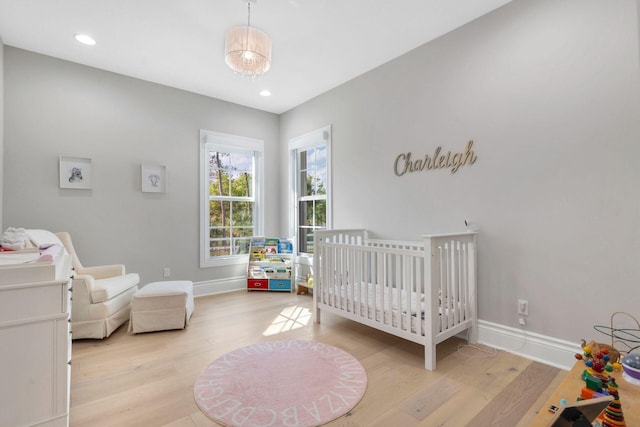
[129,280,194,334]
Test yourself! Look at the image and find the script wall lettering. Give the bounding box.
[394,140,478,176]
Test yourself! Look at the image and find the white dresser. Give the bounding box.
[0,251,72,427]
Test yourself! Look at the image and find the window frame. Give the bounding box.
[200,129,264,267]
[288,125,332,256]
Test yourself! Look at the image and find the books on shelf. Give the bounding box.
[278,239,293,254]
[249,237,292,261]
[247,237,293,282]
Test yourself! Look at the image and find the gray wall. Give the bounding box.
[0,36,4,233]
[280,0,640,343]
[3,48,280,287]
[2,0,639,347]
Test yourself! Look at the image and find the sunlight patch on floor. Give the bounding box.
[263,305,312,336]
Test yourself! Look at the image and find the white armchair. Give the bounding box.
[54,232,140,339]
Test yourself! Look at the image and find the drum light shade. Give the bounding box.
[225,25,271,77]
[225,1,272,78]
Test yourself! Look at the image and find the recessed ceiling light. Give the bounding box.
[259,90,271,97]
[74,34,96,46]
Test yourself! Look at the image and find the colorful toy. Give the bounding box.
[601,379,626,427]
[580,339,621,365]
[575,342,622,375]
[573,370,626,426]
[573,341,627,427]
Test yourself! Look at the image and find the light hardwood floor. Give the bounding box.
[70,291,566,427]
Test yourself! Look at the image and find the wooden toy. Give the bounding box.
[574,359,627,426]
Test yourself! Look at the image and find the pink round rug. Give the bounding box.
[194,340,367,427]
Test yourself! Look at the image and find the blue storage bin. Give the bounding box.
[269,279,291,291]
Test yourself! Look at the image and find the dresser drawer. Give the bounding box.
[0,281,68,323]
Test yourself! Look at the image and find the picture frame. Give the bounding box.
[141,163,167,193]
[59,156,92,189]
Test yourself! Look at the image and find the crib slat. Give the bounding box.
[386,251,391,325]
[416,253,423,337]
[437,246,449,332]
[445,242,450,329]
[391,251,396,326]
[328,244,332,307]
[352,247,357,315]
[445,242,451,330]
[342,246,348,311]
[461,242,468,321]
[377,250,384,324]
[453,240,459,326]
[332,245,337,308]
[365,248,370,318]
[344,246,350,311]
[405,254,409,331]
[444,244,450,330]
[396,253,403,331]
[354,246,361,316]
[458,241,463,325]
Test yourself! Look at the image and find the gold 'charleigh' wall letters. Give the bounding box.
[394,140,478,176]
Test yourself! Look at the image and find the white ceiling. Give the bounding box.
[0,0,512,114]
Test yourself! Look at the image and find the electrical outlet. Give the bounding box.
[518,299,529,316]
[163,267,171,278]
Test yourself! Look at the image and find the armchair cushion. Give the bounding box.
[81,273,140,304]
[76,264,125,279]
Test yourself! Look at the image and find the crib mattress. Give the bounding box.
[324,282,422,312]
[320,282,465,335]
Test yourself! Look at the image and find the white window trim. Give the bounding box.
[199,129,264,267]
[288,125,332,256]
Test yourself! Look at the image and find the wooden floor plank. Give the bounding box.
[400,376,465,421]
[467,361,561,427]
[69,291,561,426]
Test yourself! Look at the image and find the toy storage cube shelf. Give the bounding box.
[247,237,293,292]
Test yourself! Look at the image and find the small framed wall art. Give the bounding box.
[59,156,92,189]
[141,163,167,193]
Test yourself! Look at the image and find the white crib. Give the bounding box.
[313,229,478,370]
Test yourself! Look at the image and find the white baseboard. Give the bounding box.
[190,283,580,370]
[193,276,246,297]
[477,319,581,371]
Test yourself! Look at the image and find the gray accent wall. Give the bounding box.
[0,36,4,233]
[3,47,280,286]
[280,0,640,342]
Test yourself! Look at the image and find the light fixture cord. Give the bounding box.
[244,2,251,56]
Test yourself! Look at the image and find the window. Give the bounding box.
[289,126,331,254]
[200,130,264,267]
